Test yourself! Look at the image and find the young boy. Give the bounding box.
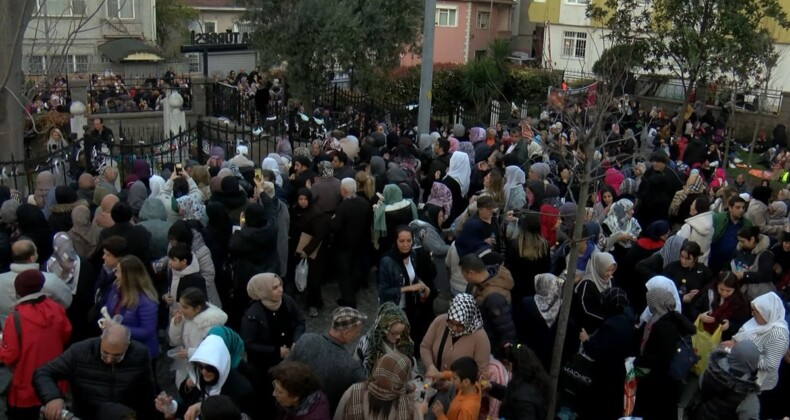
[163,242,206,307]
[430,356,481,420]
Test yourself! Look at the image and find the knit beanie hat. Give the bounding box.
[244,203,266,228]
[15,269,45,297]
[530,162,550,181]
[221,176,240,195]
[55,186,78,205]
[110,202,134,223]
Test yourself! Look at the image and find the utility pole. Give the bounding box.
[417,0,436,137]
[0,0,36,167]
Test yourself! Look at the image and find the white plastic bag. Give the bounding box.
[295,258,309,292]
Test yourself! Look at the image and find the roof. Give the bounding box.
[185,0,245,7]
[98,39,165,63]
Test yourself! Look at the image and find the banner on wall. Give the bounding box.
[547,82,598,110]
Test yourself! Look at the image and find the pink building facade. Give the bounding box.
[401,0,515,66]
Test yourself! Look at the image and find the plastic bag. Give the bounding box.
[623,357,637,417]
[295,258,309,292]
[692,315,723,375]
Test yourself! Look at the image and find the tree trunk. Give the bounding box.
[0,0,35,167]
[675,77,697,137]
[545,130,597,420]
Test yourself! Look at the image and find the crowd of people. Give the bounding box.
[0,98,789,420]
[214,68,286,127]
[88,70,192,114]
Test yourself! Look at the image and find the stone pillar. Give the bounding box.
[70,79,90,115]
[70,101,87,140]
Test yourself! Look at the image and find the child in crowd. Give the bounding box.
[429,356,482,420]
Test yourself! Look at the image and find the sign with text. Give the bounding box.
[190,30,252,46]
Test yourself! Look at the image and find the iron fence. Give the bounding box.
[0,117,278,195]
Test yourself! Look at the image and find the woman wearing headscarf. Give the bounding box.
[335,352,419,420]
[601,199,641,266]
[638,275,683,326]
[47,232,96,344]
[425,182,452,224]
[370,156,388,194]
[633,235,687,312]
[695,340,762,420]
[726,292,789,392]
[669,169,706,224]
[137,198,172,260]
[373,184,418,253]
[93,193,119,228]
[633,287,695,420]
[558,202,578,243]
[16,203,54,264]
[207,326,245,370]
[578,288,636,420]
[420,294,490,402]
[354,302,416,378]
[521,274,563,370]
[262,156,285,188]
[442,151,471,224]
[67,205,101,258]
[293,189,329,318]
[572,252,617,333]
[241,273,306,411]
[503,166,526,212]
[410,204,451,300]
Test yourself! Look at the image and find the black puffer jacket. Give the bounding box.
[695,349,761,420]
[489,380,547,420]
[33,338,156,420]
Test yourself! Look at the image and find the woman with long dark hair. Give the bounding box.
[487,344,550,420]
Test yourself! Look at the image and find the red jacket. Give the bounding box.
[0,294,71,408]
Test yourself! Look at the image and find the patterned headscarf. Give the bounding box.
[426,182,453,217]
[341,352,414,420]
[659,235,687,268]
[534,274,561,327]
[602,198,642,248]
[642,286,678,351]
[318,160,333,178]
[360,302,414,375]
[447,293,484,337]
[46,232,79,292]
[177,195,208,227]
[619,178,637,197]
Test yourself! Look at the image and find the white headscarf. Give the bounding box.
[583,251,616,292]
[639,275,682,324]
[503,166,526,208]
[735,292,789,343]
[149,175,165,199]
[261,157,283,187]
[445,151,471,196]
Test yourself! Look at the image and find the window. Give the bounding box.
[236,21,254,35]
[562,31,587,58]
[37,0,86,16]
[565,0,590,4]
[28,56,45,74]
[436,7,457,27]
[107,0,134,19]
[73,55,90,73]
[202,21,217,33]
[476,10,491,29]
[187,54,201,73]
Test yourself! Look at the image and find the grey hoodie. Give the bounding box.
[138,198,172,259]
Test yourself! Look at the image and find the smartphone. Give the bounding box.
[175,163,183,175]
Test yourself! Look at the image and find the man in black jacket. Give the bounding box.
[331,178,373,308]
[94,202,152,272]
[34,323,156,420]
